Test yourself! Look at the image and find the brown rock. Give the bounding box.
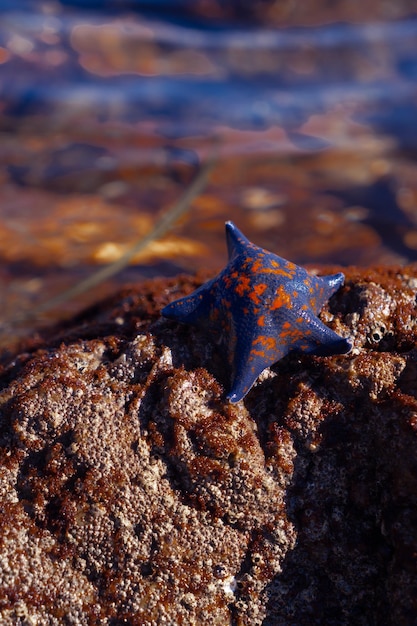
[1,266,417,624]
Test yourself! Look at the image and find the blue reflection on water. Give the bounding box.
[0,2,416,150]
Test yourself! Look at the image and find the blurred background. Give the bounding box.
[1,0,417,348]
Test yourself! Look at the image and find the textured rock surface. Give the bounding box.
[1,266,417,625]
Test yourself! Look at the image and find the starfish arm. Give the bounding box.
[227,312,350,403]
[319,272,345,302]
[227,357,272,404]
[307,272,346,313]
[161,280,216,326]
[225,221,252,260]
[296,314,351,356]
[227,378,258,404]
[226,331,289,403]
[322,272,345,294]
[162,221,352,403]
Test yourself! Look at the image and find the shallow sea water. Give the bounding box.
[1,0,417,346]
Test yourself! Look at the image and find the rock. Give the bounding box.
[1,267,417,625]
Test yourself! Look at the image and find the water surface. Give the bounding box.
[1,1,417,346]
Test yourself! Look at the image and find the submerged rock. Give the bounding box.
[1,267,417,625]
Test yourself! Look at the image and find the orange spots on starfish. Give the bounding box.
[260,266,295,279]
[251,258,264,273]
[162,221,350,403]
[219,297,231,310]
[271,285,292,310]
[235,275,251,296]
[279,325,305,343]
[250,335,277,357]
[249,282,268,305]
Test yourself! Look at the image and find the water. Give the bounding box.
[1,1,417,346]
[2,7,416,147]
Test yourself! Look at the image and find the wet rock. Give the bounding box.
[1,267,417,624]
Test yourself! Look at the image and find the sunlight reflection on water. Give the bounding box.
[0,2,417,342]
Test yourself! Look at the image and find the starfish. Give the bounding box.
[162,221,351,403]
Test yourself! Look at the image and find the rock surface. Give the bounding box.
[1,266,417,625]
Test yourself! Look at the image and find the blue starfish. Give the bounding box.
[162,221,351,403]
